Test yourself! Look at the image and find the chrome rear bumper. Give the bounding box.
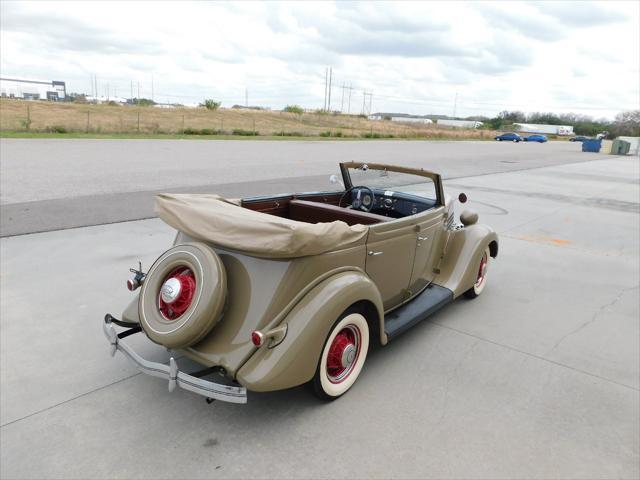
[103,315,247,404]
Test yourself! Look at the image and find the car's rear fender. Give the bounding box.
[434,223,498,298]
[236,269,384,392]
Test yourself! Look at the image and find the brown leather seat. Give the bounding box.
[289,199,390,226]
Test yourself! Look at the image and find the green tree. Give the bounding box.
[610,110,640,137]
[284,105,304,114]
[201,99,221,110]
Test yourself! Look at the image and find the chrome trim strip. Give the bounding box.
[103,320,247,404]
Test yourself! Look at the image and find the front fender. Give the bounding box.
[435,224,498,298]
[236,269,383,392]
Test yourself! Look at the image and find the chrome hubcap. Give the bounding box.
[341,344,356,368]
[160,277,182,304]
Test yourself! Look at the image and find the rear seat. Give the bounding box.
[289,199,390,226]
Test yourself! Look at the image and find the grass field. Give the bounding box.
[0,99,498,140]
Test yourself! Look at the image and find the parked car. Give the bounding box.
[103,162,499,403]
[494,132,522,142]
[569,136,589,142]
[523,134,548,143]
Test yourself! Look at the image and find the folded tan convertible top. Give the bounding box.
[155,193,368,258]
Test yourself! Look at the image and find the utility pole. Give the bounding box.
[453,91,458,118]
[323,67,328,110]
[340,82,345,112]
[361,91,367,115]
[327,67,333,111]
[368,92,373,116]
[347,84,353,114]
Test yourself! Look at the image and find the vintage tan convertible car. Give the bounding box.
[103,162,498,403]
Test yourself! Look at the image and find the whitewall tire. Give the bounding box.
[312,312,369,400]
[464,246,490,299]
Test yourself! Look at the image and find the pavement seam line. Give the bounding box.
[430,321,640,392]
[0,372,141,429]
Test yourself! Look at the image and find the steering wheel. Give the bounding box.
[339,185,375,212]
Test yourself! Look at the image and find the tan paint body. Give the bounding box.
[122,163,498,392]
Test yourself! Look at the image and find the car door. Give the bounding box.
[407,206,446,295]
[365,216,418,311]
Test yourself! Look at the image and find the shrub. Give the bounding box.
[183,128,224,135]
[232,128,258,136]
[283,105,304,114]
[273,131,304,136]
[133,98,155,106]
[45,125,67,134]
[202,99,221,110]
[319,130,343,137]
[361,132,394,139]
[200,128,224,135]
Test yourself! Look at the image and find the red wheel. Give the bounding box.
[326,325,362,384]
[313,312,369,400]
[158,267,197,320]
[464,246,490,299]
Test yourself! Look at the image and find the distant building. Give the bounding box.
[513,123,574,136]
[368,112,433,124]
[0,77,66,101]
[437,119,483,129]
[86,95,129,104]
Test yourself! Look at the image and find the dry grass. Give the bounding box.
[0,99,497,140]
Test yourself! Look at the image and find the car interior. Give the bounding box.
[242,189,438,226]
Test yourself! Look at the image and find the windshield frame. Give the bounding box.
[339,161,445,207]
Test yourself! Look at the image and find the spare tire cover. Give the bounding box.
[139,242,226,349]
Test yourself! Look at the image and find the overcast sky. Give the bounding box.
[1,1,638,119]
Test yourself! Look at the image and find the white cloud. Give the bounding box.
[0,0,637,118]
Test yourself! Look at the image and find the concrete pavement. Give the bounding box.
[0,148,638,479]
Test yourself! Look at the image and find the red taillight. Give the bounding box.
[127,277,140,291]
[251,331,264,347]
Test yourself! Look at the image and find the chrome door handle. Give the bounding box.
[368,251,383,256]
[417,236,429,241]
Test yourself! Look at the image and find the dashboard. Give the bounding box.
[349,188,438,218]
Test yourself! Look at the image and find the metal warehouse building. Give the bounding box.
[0,77,66,101]
[368,113,433,124]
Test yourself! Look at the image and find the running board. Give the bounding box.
[384,284,453,340]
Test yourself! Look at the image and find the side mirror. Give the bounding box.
[458,192,467,204]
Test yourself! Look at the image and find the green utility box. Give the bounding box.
[611,139,631,155]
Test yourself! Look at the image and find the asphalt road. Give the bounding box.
[0,139,611,236]
[0,140,638,479]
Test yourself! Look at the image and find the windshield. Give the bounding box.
[346,164,438,201]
